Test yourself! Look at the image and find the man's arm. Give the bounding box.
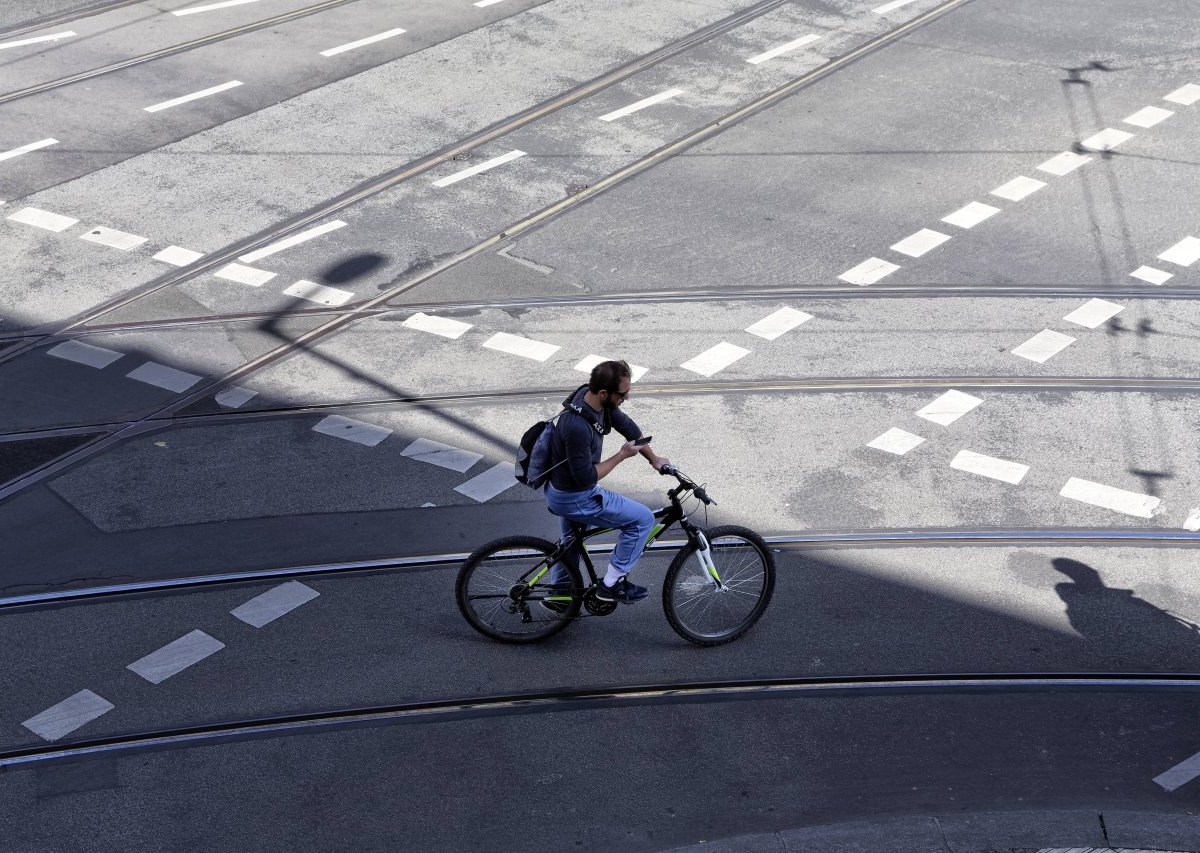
[612,409,669,471]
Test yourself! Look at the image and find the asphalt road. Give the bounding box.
[2,0,1200,849]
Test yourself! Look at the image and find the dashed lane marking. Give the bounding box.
[215,262,276,287]
[0,31,75,51]
[231,581,320,628]
[1158,236,1200,267]
[144,80,243,113]
[403,312,473,339]
[872,0,920,13]
[283,280,354,307]
[867,428,925,456]
[1060,477,1161,519]
[1011,329,1075,363]
[1080,128,1135,151]
[80,226,148,251]
[127,630,224,685]
[1063,298,1123,329]
[890,228,951,258]
[1037,151,1092,176]
[1124,105,1174,128]
[744,306,812,340]
[320,28,407,57]
[8,206,77,232]
[838,257,899,286]
[455,462,520,502]
[238,220,346,263]
[127,362,203,392]
[574,354,648,382]
[941,201,999,229]
[1130,265,1172,285]
[173,0,262,15]
[680,342,750,377]
[215,386,258,408]
[1164,83,1200,105]
[745,34,820,65]
[154,245,203,266]
[916,390,982,426]
[482,331,560,361]
[1185,508,1200,532]
[47,340,123,368]
[990,175,1046,201]
[21,690,114,742]
[0,138,58,162]
[950,450,1029,485]
[1156,747,1200,792]
[432,150,526,187]
[401,438,483,473]
[312,415,392,447]
[599,88,685,122]
[474,0,507,6]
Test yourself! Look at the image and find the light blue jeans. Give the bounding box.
[545,484,655,583]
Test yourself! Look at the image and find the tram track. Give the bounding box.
[4,671,1199,768]
[0,0,144,41]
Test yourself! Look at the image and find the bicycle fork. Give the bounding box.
[693,532,724,589]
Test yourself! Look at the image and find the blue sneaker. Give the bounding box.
[595,575,648,604]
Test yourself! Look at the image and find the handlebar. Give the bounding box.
[659,464,717,506]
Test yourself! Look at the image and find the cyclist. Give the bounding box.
[545,359,669,603]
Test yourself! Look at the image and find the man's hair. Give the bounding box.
[588,360,632,394]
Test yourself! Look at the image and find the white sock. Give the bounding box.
[603,565,625,586]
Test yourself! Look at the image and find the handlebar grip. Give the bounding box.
[660,464,679,476]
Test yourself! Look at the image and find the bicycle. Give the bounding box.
[455,465,775,646]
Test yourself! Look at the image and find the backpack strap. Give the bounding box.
[561,384,610,435]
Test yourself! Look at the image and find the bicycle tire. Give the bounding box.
[456,535,583,643]
[662,525,775,646]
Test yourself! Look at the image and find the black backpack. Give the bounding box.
[514,386,609,489]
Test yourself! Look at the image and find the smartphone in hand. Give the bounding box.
[632,435,653,447]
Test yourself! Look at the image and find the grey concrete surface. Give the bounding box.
[0,0,124,33]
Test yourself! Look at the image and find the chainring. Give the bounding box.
[583,588,618,616]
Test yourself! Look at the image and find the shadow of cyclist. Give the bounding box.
[1052,557,1200,668]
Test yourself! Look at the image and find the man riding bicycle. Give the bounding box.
[545,360,669,603]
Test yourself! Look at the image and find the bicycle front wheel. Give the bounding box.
[662,525,775,646]
[456,536,582,643]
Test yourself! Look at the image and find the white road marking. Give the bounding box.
[80,226,147,251]
[433,150,525,187]
[47,340,123,369]
[127,630,224,684]
[153,245,203,266]
[1130,265,1172,285]
[401,438,483,473]
[838,257,899,286]
[482,331,559,361]
[215,263,275,287]
[421,502,437,508]
[313,415,392,447]
[1037,151,1092,176]
[680,342,750,377]
[173,0,262,15]
[22,690,114,741]
[1080,128,1134,151]
[320,28,406,57]
[599,88,684,122]
[215,386,257,408]
[0,31,75,50]
[1164,83,1200,106]
[950,450,1029,485]
[573,355,648,382]
[454,462,519,502]
[0,138,58,162]
[1011,329,1075,363]
[867,428,925,456]
[872,0,920,12]
[941,201,1000,229]
[1184,508,1200,532]
[231,581,320,627]
[1158,236,1200,267]
[1060,477,1160,519]
[890,228,951,258]
[238,220,346,263]
[916,390,983,426]
[745,306,813,340]
[1155,749,1200,792]
[990,175,1046,201]
[1124,105,1174,128]
[144,80,243,113]
[284,280,353,307]
[1063,298,1123,329]
[402,312,472,339]
[8,206,77,232]
[745,34,820,65]
[474,0,507,5]
[127,362,203,392]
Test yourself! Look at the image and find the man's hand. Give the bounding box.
[619,440,642,459]
[652,455,671,471]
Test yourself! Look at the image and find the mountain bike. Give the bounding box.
[455,466,775,646]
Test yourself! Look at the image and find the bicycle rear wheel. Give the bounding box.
[662,525,775,646]
[456,536,582,643]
